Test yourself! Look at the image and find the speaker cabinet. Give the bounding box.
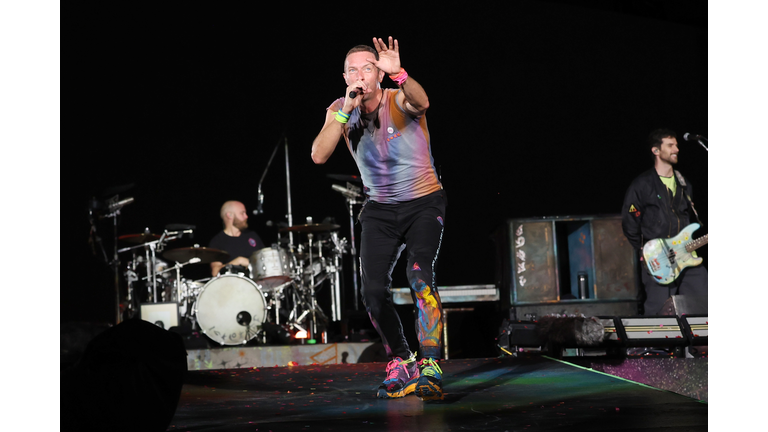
[494,215,639,311]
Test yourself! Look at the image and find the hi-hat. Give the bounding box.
[118,233,161,244]
[279,223,340,233]
[163,246,230,264]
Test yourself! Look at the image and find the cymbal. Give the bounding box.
[163,246,230,264]
[326,173,362,183]
[279,223,340,233]
[118,233,161,244]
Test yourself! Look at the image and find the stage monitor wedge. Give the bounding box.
[617,316,688,347]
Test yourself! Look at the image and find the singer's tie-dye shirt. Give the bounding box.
[329,89,442,203]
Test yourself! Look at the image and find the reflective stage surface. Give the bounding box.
[167,356,707,431]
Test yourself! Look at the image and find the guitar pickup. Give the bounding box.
[666,249,676,265]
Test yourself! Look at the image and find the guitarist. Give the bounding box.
[621,129,708,316]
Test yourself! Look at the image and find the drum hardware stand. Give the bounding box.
[306,232,318,337]
[118,229,187,305]
[117,231,159,303]
[291,306,329,342]
[282,275,320,341]
[147,240,160,302]
[328,232,346,322]
[157,256,201,312]
[331,182,364,311]
[267,281,293,325]
[289,320,309,342]
[123,263,138,317]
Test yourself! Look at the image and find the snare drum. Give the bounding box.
[250,247,294,291]
[194,274,267,345]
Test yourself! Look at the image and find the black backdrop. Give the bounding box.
[64,1,708,325]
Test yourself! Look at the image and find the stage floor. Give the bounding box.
[166,355,707,432]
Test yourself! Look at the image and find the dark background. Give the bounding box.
[65,1,708,326]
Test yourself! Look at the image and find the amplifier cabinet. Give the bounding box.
[495,215,639,310]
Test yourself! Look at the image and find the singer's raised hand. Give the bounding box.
[371,36,401,75]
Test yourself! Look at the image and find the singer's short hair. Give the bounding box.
[647,128,676,151]
[344,45,379,71]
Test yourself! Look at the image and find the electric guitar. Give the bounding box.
[642,223,708,285]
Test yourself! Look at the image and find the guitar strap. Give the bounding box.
[674,170,704,227]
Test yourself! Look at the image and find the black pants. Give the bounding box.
[641,265,708,315]
[359,190,446,360]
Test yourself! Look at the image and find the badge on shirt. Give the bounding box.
[628,204,641,217]
[249,238,257,247]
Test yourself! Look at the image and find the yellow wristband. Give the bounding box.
[335,111,350,124]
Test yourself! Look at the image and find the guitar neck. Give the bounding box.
[685,234,708,252]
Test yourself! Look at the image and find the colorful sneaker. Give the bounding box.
[376,353,420,399]
[415,358,444,401]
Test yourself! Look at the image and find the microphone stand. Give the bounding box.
[97,204,122,325]
[694,136,708,152]
[118,230,186,304]
[256,137,280,213]
[284,136,294,246]
[256,135,294,246]
[112,210,120,324]
[89,194,135,325]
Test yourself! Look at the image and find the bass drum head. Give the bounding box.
[194,274,266,345]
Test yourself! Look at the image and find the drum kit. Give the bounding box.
[95,136,366,347]
[117,221,350,346]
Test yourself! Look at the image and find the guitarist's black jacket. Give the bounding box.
[621,168,695,252]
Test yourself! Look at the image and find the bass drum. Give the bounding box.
[194,274,267,345]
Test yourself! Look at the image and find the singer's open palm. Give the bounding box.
[372,37,401,75]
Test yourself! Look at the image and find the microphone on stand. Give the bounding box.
[253,190,264,215]
[165,224,196,239]
[332,184,362,199]
[108,197,134,213]
[683,132,709,151]
[683,133,707,142]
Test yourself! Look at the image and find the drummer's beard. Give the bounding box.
[233,217,248,230]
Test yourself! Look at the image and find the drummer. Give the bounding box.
[208,200,266,277]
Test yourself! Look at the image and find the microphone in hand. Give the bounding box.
[349,88,363,98]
